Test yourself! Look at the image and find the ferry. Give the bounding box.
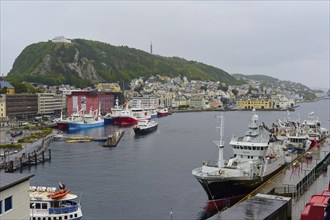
[29,183,82,220]
[133,120,158,135]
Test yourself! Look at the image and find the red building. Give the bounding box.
[66,91,123,116]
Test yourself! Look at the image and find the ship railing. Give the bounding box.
[49,203,79,214]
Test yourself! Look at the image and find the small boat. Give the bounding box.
[133,120,158,135]
[30,182,82,219]
[157,107,169,117]
[48,188,70,199]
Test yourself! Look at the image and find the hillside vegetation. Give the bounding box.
[6,39,238,88]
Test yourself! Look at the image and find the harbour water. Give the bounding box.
[25,99,329,219]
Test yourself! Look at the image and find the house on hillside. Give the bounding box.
[0,78,15,94]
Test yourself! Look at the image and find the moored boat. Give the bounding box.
[192,109,286,212]
[113,106,150,126]
[67,106,104,131]
[133,120,158,135]
[157,107,169,117]
[29,182,82,220]
[104,98,123,124]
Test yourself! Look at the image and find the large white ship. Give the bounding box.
[192,109,286,211]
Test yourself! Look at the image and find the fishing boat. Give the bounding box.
[133,120,158,135]
[113,106,150,126]
[192,109,286,212]
[55,109,83,130]
[67,106,104,131]
[301,112,328,142]
[29,182,82,220]
[104,98,123,124]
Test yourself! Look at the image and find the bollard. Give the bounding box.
[20,157,22,173]
[34,153,37,166]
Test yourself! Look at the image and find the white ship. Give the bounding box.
[192,109,286,210]
[29,183,82,220]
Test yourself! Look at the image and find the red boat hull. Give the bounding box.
[113,116,139,126]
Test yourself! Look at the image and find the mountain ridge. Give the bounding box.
[6,38,239,88]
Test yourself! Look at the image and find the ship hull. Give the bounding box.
[103,117,114,125]
[113,116,138,126]
[67,121,104,131]
[195,165,285,211]
[133,124,158,135]
[57,121,68,130]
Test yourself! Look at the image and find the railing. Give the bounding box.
[49,204,79,214]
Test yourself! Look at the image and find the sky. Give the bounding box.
[1,1,329,90]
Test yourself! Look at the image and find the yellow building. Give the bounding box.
[236,98,273,110]
[96,83,121,92]
[0,80,15,94]
[0,95,6,119]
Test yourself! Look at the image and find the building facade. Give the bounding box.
[236,98,273,110]
[66,91,121,116]
[189,96,205,109]
[130,96,158,108]
[0,173,34,219]
[6,94,38,119]
[37,93,66,115]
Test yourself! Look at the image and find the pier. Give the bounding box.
[210,137,330,219]
[103,130,125,147]
[1,134,54,173]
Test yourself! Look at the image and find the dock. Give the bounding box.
[56,135,108,143]
[209,137,330,220]
[1,135,54,173]
[103,130,125,147]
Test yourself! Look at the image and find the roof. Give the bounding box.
[211,194,291,220]
[0,81,14,89]
[0,173,35,191]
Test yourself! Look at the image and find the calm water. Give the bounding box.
[26,99,329,219]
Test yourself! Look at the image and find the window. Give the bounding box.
[5,197,12,212]
[0,200,2,215]
[42,203,47,209]
[36,203,41,209]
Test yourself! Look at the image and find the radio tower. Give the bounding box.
[150,41,153,54]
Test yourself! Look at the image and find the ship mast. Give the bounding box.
[214,114,225,168]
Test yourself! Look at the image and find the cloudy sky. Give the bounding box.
[1,1,329,89]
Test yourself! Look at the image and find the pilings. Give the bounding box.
[3,134,54,173]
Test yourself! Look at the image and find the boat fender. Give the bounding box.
[218,170,225,175]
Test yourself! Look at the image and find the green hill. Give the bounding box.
[6,39,238,88]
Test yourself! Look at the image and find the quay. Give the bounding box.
[0,133,55,173]
[209,137,330,220]
[103,129,125,147]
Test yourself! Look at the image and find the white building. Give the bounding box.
[0,173,34,219]
[52,36,71,43]
[131,96,158,108]
[271,94,295,109]
[37,93,66,115]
